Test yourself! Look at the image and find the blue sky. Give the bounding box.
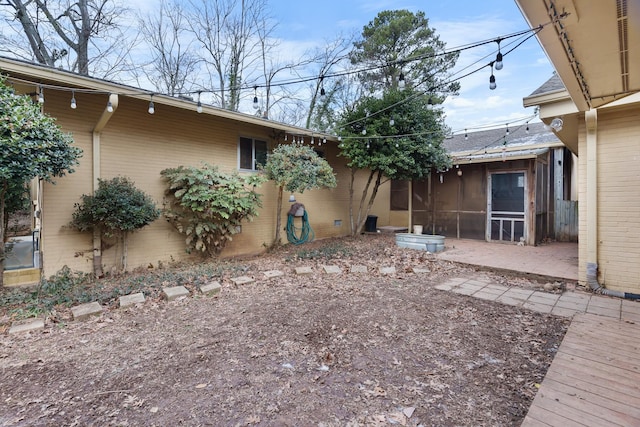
[267,0,555,134]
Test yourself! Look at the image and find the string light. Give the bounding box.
[252,86,259,110]
[319,76,326,98]
[389,117,395,126]
[489,64,497,90]
[505,124,509,136]
[196,91,203,113]
[494,39,504,70]
[464,129,468,140]
[427,97,434,110]
[107,99,114,113]
[526,122,530,133]
[148,94,155,114]
[4,22,550,131]
[70,90,77,109]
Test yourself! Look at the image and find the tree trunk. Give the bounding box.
[355,170,383,234]
[121,232,128,273]
[348,169,356,235]
[351,169,375,236]
[0,184,6,287]
[273,185,284,246]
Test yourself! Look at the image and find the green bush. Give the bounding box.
[69,177,161,271]
[161,164,265,256]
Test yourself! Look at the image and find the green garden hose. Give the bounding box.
[286,211,314,245]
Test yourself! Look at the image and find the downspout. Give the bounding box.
[584,109,640,300]
[91,93,118,277]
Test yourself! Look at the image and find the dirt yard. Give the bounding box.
[0,234,569,426]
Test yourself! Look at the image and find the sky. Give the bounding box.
[265,0,555,135]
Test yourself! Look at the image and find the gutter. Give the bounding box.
[91,93,118,277]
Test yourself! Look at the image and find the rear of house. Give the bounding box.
[1,57,391,285]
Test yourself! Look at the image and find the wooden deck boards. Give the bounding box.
[523,313,640,426]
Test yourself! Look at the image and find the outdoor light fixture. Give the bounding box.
[427,97,434,110]
[398,71,405,89]
[107,100,114,113]
[489,68,497,90]
[389,117,395,126]
[494,39,504,70]
[37,86,44,103]
[464,129,468,140]
[148,94,155,114]
[70,90,77,109]
[196,92,203,113]
[550,117,564,132]
[252,86,259,110]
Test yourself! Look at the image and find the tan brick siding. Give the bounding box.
[35,91,390,276]
[578,107,640,293]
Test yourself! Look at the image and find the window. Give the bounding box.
[239,137,267,171]
[390,179,409,211]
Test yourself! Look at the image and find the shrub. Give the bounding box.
[161,163,265,256]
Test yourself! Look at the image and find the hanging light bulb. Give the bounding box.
[362,129,367,135]
[489,64,497,90]
[70,90,77,109]
[389,117,395,126]
[319,75,326,98]
[526,122,530,133]
[398,71,405,89]
[366,141,370,149]
[464,129,468,140]
[427,97,434,110]
[505,124,510,136]
[338,136,342,141]
[494,39,503,70]
[322,137,327,144]
[395,142,399,148]
[196,91,203,113]
[311,136,315,145]
[284,134,288,141]
[107,100,114,113]
[148,94,155,114]
[37,86,44,104]
[252,86,259,110]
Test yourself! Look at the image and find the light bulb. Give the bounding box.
[322,137,326,144]
[506,125,509,136]
[196,92,203,113]
[320,87,326,98]
[362,129,367,135]
[70,93,77,109]
[389,118,395,126]
[495,52,503,70]
[37,87,44,103]
[398,72,405,89]
[427,98,434,110]
[489,74,496,90]
[252,95,259,109]
[107,101,113,113]
[464,129,468,140]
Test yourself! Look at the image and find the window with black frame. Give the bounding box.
[239,137,267,171]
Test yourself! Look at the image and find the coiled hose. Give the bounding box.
[286,210,314,245]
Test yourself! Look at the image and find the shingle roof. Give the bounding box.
[527,73,566,97]
[443,121,561,154]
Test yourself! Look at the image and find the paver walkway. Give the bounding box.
[436,277,640,321]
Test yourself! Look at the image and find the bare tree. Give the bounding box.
[304,35,353,131]
[138,0,198,96]
[187,0,267,111]
[1,0,135,77]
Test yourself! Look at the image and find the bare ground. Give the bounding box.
[0,234,569,426]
